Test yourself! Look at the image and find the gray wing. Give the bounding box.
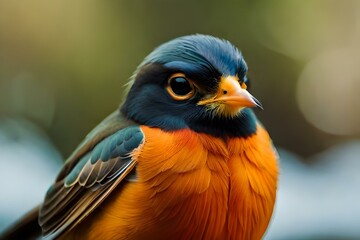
[38,112,144,240]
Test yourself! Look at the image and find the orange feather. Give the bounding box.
[62,125,278,240]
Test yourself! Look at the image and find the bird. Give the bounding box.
[1,34,278,240]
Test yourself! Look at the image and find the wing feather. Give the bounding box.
[38,113,144,239]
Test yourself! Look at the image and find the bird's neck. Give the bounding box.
[187,108,258,139]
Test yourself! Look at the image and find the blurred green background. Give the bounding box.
[1,0,359,239]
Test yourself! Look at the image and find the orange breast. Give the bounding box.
[70,125,278,240]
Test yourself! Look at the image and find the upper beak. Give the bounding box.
[198,76,263,110]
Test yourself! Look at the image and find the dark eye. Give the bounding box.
[166,73,195,100]
[170,77,192,95]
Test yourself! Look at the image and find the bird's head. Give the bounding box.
[121,34,262,138]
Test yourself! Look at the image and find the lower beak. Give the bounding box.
[198,76,262,110]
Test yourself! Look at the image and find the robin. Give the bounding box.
[1,34,278,240]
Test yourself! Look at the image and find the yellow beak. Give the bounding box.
[198,76,262,110]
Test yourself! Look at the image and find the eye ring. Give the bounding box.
[166,73,195,101]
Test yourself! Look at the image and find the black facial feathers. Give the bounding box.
[121,34,257,138]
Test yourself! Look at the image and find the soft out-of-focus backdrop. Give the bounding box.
[0,1,359,239]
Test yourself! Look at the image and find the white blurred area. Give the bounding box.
[266,143,360,240]
[0,119,62,232]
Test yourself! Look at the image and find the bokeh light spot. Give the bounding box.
[297,47,360,135]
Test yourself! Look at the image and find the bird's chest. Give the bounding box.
[129,126,278,239]
[80,127,277,240]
